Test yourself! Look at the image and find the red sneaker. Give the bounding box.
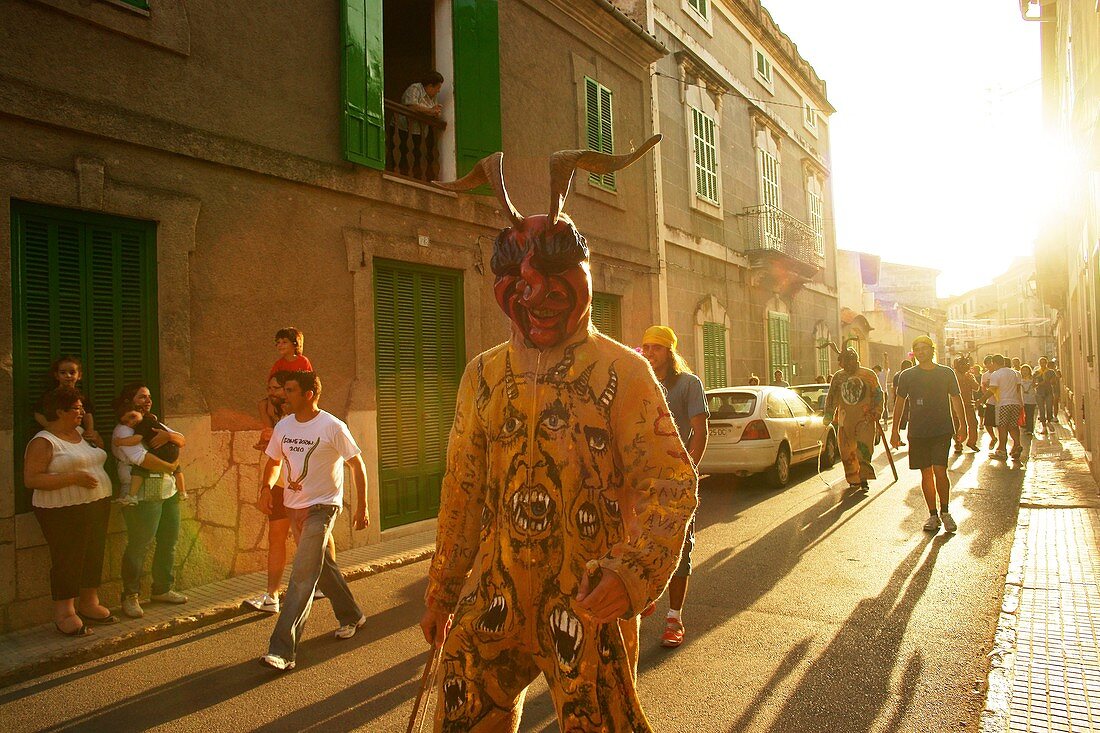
[660,617,684,648]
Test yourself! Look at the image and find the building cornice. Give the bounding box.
[536,0,669,67]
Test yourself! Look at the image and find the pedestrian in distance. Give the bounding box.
[748,374,760,385]
[1020,364,1038,435]
[952,355,980,452]
[1036,368,1056,431]
[890,336,967,533]
[987,354,1024,461]
[822,348,882,491]
[639,325,709,648]
[259,371,369,671]
[979,355,998,447]
[890,359,913,444]
[771,369,790,387]
[1011,357,1022,372]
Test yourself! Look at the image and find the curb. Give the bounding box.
[978,509,1028,733]
[0,547,433,690]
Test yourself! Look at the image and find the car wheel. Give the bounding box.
[821,434,838,468]
[767,444,791,488]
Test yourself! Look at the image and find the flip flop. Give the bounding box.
[55,621,92,637]
[78,611,120,625]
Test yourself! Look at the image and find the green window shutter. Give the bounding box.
[702,321,727,390]
[453,0,502,177]
[342,0,385,169]
[11,203,158,513]
[584,77,615,191]
[374,259,466,529]
[768,312,790,380]
[591,292,622,342]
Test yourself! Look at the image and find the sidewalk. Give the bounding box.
[0,527,436,688]
[982,420,1100,733]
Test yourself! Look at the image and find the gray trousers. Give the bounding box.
[268,503,362,661]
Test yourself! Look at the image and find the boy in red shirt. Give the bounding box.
[269,327,313,378]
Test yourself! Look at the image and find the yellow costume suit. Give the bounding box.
[426,323,698,732]
[823,366,883,486]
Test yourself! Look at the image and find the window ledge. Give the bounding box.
[575,178,625,210]
[29,0,189,55]
[382,173,458,198]
[691,195,723,221]
[681,0,713,36]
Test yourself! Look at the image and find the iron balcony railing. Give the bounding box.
[739,204,826,269]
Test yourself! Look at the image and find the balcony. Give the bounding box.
[738,204,825,283]
[383,99,447,183]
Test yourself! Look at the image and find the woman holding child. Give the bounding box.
[24,386,114,636]
[112,383,189,619]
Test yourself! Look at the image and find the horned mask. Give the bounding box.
[435,135,661,349]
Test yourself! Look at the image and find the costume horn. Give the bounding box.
[434,152,524,227]
[548,134,662,224]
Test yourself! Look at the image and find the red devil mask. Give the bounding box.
[434,135,661,350]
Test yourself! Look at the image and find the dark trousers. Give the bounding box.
[34,498,111,600]
[1024,404,1036,432]
[121,492,181,596]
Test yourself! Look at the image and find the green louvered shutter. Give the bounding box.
[584,77,615,190]
[591,292,622,341]
[453,0,502,177]
[768,312,791,381]
[702,321,727,389]
[342,0,385,169]
[375,260,465,529]
[11,203,158,512]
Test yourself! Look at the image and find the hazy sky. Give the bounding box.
[758,0,1044,298]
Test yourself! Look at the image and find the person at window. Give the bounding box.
[113,383,188,619]
[396,71,445,178]
[639,325,708,649]
[822,348,882,492]
[771,369,789,387]
[24,387,114,636]
[34,356,103,449]
[269,327,313,379]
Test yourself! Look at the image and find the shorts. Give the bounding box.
[983,404,997,427]
[269,485,287,522]
[908,435,951,470]
[673,518,696,577]
[997,404,1022,428]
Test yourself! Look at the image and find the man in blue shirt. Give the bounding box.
[640,325,708,648]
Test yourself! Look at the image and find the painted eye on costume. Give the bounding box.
[500,416,523,439]
[539,400,569,435]
[584,426,609,454]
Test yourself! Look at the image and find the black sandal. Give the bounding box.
[78,611,120,625]
[54,621,92,637]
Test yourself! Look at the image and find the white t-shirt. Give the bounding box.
[989,367,1023,406]
[981,371,996,405]
[265,410,361,510]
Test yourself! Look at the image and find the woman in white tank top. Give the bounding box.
[23,386,115,636]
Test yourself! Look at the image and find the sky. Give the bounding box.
[758,0,1045,298]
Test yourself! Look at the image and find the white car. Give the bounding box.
[698,385,838,487]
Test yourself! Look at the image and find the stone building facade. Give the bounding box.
[0,0,665,631]
[1022,0,1100,480]
[648,0,840,388]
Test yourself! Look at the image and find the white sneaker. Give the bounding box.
[334,614,367,640]
[923,515,942,532]
[260,654,294,671]
[244,593,279,614]
[117,495,139,506]
[941,512,958,533]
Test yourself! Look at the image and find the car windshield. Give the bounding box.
[707,392,757,419]
[793,386,829,412]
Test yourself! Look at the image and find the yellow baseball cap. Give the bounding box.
[912,335,935,350]
[642,325,677,350]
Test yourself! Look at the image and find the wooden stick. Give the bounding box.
[876,420,899,482]
[407,645,443,733]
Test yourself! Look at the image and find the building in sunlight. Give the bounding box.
[1021,0,1100,478]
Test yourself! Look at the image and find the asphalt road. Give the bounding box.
[0,443,1023,732]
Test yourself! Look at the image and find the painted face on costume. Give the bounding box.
[491,215,592,349]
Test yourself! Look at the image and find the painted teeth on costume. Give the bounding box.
[444,677,467,714]
[550,606,584,670]
[577,501,599,539]
[477,595,509,633]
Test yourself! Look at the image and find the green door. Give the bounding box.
[11,202,159,512]
[374,259,465,528]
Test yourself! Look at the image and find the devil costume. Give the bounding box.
[823,354,883,487]
[424,138,698,732]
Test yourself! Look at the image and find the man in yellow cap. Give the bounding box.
[640,325,708,648]
[890,336,967,533]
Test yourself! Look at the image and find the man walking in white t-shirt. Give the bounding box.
[258,371,369,671]
[987,354,1024,461]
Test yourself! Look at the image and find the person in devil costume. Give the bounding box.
[418,136,698,732]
